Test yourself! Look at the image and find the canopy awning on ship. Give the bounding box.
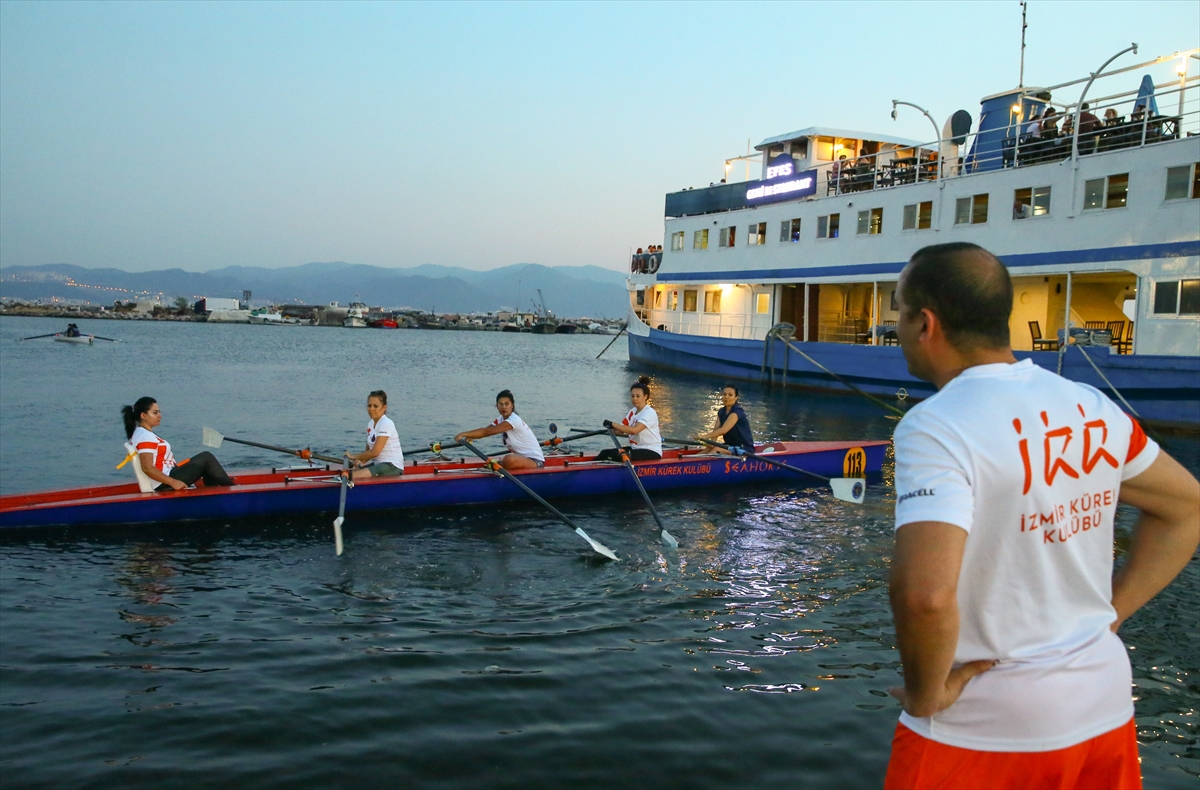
[756,126,924,151]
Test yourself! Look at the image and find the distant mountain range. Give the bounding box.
[0,261,631,319]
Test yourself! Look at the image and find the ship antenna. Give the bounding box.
[1018,1,1028,88]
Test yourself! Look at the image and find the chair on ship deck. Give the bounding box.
[1107,320,1132,354]
[1084,321,1107,330]
[1029,321,1058,351]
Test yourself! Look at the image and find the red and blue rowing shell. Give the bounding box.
[0,441,889,529]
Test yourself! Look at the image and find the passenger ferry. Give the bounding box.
[627,47,1200,428]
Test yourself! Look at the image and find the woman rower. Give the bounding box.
[345,390,405,481]
[696,385,754,453]
[122,397,235,491]
[454,389,545,470]
[597,376,662,462]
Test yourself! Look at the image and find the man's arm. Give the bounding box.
[1111,451,1200,631]
[889,521,993,717]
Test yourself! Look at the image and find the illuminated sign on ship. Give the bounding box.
[746,155,817,203]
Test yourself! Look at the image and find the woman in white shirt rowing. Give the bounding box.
[597,376,663,462]
[122,396,235,491]
[345,390,405,481]
[454,389,546,470]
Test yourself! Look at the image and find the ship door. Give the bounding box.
[779,284,820,341]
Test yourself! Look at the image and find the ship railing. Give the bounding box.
[644,310,769,341]
[821,54,1198,196]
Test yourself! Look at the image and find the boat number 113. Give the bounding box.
[843,447,866,477]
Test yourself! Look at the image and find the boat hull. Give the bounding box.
[53,335,93,345]
[0,441,887,529]
[629,329,1200,429]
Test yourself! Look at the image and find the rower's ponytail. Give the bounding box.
[122,397,157,439]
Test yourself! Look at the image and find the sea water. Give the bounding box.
[0,316,1196,788]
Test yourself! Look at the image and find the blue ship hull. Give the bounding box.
[0,442,888,529]
[630,330,1200,429]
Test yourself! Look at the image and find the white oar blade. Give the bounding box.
[548,422,570,436]
[333,517,344,556]
[830,478,866,504]
[575,527,619,561]
[661,529,679,549]
[202,426,224,449]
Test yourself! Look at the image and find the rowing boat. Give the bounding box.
[53,335,94,345]
[0,440,888,529]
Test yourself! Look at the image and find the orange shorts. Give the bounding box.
[884,718,1141,790]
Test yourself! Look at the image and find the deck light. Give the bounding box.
[1177,57,1188,76]
[1011,103,1023,115]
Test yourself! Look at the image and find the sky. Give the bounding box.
[1,1,1197,274]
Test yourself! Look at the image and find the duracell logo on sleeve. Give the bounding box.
[897,488,935,505]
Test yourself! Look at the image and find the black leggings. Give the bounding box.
[595,447,661,462]
[157,451,235,491]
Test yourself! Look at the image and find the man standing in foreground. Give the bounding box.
[885,243,1199,788]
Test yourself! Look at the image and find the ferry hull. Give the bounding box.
[630,330,1200,429]
[0,441,887,529]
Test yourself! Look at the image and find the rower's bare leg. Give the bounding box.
[501,453,540,471]
[350,467,373,481]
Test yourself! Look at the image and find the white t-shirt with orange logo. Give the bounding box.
[491,412,545,462]
[131,426,177,474]
[623,405,662,456]
[367,415,404,468]
[894,359,1158,752]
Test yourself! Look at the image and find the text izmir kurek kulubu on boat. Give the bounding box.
[627,45,1200,430]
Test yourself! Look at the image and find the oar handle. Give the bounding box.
[541,428,608,447]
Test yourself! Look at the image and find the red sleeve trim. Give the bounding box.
[136,442,158,451]
[1126,415,1148,464]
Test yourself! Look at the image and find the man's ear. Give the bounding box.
[918,307,939,342]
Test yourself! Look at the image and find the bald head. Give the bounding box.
[898,243,1013,351]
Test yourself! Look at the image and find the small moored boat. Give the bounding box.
[0,440,887,529]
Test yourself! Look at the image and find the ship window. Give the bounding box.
[955,194,989,225]
[636,289,645,307]
[704,290,722,313]
[1084,173,1129,211]
[1013,186,1051,219]
[815,136,835,161]
[1164,163,1199,200]
[902,201,933,230]
[780,218,802,242]
[671,231,685,251]
[747,222,767,246]
[857,207,883,235]
[1155,280,1200,315]
[756,293,771,314]
[653,289,664,308]
[693,229,709,249]
[668,290,678,310]
[683,290,697,312]
[719,226,736,247]
[817,213,840,239]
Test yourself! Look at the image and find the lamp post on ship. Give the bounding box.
[891,100,942,180]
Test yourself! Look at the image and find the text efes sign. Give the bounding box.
[745,155,817,204]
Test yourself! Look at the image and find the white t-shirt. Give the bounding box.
[624,405,662,456]
[367,415,404,467]
[894,359,1158,752]
[492,412,545,462]
[131,426,176,474]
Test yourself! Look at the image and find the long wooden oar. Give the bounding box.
[458,439,619,561]
[607,428,678,549]
[665,437,866,504]
[18,333,61,341]
[202,427,342,464]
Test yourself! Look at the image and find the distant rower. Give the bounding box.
[455,389,546,470]
[598,376,663,462]
[696,385,754,453]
